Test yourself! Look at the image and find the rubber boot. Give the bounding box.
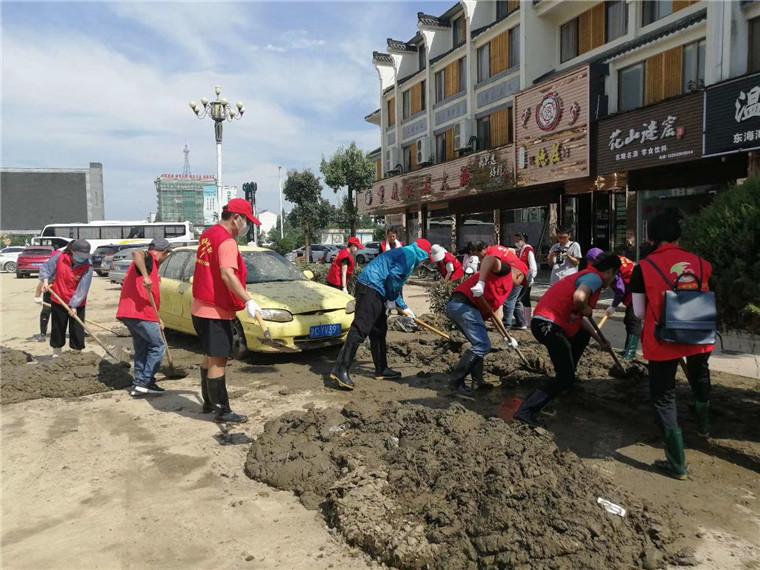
[471,356,491,390]
[654,428,688,480]
[330,339,360,390]
[449,350,478,399]
[623,334,640,361]
[210,375,248,424]
[514,389,551,426]
[694,400,710,437]
[371,336,400,380]
[200,368,212,414]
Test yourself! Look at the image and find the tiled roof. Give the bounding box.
[366,147,382,159]
[418,12,448,28]
[373,51,393,65]
[364,109,381,121]
[387,38,418,52]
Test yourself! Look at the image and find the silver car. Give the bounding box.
[108,246,146,285]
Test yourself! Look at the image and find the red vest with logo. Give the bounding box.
[437,251,464,281]
[640,244,714,361]
[518,244,535,266]
[192,225,248,312]
[116,251,161,322]
[619,256,636,305]
[455,271,515,318]
[380,240,403,253]
[327,248,355,287]
[51,253,91,307]
[534,268,603,337]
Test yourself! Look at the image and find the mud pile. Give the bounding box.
[0,347,132,404]
[246,401,675,569]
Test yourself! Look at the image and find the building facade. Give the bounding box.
[155,173,216,227]
[361,0,760,259]
[0,162,105,234]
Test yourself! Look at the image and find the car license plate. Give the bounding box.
[309,323,341,339]
[31,263,42,267]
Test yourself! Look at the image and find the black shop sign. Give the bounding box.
[704,72,760,157]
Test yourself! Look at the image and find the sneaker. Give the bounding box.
[147,381,165,393]
[34,334,47,343]
[132,383,163,395]
[52,347,62,358]
[511,325,528,331]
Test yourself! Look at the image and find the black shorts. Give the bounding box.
[192,316,233,358]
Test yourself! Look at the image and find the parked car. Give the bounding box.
[356,241,381,264]
[108,246,147,285]
[16,246,55,278]
[285,244,335,264]
[92,244,147,277]
[324,245,345,263]
[159,245,355,358]
[0,246,26,273]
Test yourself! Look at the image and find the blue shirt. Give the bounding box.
[576,272,603,294]
[40,252,93,308]
[357,243,429,310]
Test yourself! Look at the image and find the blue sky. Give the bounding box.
[1,1,450,220]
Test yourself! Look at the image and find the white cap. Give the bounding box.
[430,244,446,263]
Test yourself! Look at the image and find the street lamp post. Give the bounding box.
[278,166,284,239]
[189,86,244,218]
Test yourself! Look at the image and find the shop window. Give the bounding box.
[435,70,445,102]
[402,90,411,120]
[427,209,453,247]
[457,212,495,250]
[477,44,490,82]
[435,132,447,163]
[418,47,426,71]
[618,62,644,112]
[477,116,491,150]
[683,39,706,92]
[403,145,413,172]
[508,25,520,68]
[749,17,760,73]
[605,0,627,42]
[642,0,672,26]
[386,97,395,127]
[560,18,579,63]
[452,15,466,48]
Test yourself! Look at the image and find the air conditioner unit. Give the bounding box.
[416,136,431,165]
[388,146,400,167]
[456,118,474,150]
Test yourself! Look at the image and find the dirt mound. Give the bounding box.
[1,347,133,404]
[246,401,675,569]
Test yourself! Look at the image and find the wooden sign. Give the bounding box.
[514,67,590,186]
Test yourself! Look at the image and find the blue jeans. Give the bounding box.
[446,297,491,357]
[122,318,166,385]
[502,285,523,326]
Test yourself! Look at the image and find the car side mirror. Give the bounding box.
[303,269,314,280]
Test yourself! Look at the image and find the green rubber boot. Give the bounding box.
[694,400,710,437]
[654,428,688,480]
[623,334,640,361]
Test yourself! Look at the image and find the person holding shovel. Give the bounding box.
[326,237,364,293]
[504,233,538,330]
[329,239,435,390]
[39,239,93,357]
[192,198,262,424]
[515,253,621,425]
[446,245,528,397]
[116,238,174,396]
[430,244,464,282]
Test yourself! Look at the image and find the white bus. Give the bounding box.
[38,221,194,250]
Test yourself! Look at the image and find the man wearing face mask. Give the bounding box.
[39,239,93,357]
[192,199,262,424]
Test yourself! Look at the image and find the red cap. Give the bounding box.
[415,238,432,254]
[347,237,365,249]
[224,198,260,226]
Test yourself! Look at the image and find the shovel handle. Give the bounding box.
[146,294,174,369]
[49,290,118,360]
[42,301,118,336]
[586,316,626,371]
[597,314,609,330]
[475,297,534,369]
[413,318,451,341]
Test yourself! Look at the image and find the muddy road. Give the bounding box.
[1,273,759,569]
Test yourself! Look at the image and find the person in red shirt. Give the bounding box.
[380,226,403,253]
[445,245,528,398]
[192,199,263,424]
[515,253,621,425]
[326,237,364,293]
[116,238,174,396]
[631,209,714,480]
[430,245,464,281]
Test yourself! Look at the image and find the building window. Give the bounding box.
[418,47,426,71]
[508,25,520,68]
[403,145,413,172]
[435,70,445,102]
[458,57,466,92]
[618,62,644,112]
[642,0,672,26]
[387,97,395,127]
[560,18,579,63]
[402,90,411,120]
[435,132,446,163]
[477,44,490,82]
[420,79,426,112]
[496,0,509,20]
[606,0,627,42]
[750,17,760,73]
[683,39,706,92]
[452,16,465,47]
[477,116,491,150]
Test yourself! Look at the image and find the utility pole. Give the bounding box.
[243,181,258,244]
[278,166,284,239]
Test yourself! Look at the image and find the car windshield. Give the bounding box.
[94,246,118,255]
[243,251,306,284]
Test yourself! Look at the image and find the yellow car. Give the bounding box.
[158,245,355,358]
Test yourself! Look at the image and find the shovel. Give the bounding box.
[146,294,187,379]
[48,291,131,365]
[253,311,300,353]
[42,302,130,337]
[475,297,543,373]
[413,317,451,341]
[585,316,632,378]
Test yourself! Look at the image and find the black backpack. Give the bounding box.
[644,257,716,345]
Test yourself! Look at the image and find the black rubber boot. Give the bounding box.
[449,350,479,400]
[514,389,552,426]
[200,368,212,414]
[209,375,248,424]
[330,340,360,390]
[471,356,491,390]
[375,368,402,380]
[694,400,710,438]
[370,336,389,377]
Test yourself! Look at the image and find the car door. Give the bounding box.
[177,252,197,332]
[158,251,191,330]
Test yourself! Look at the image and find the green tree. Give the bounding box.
[282,169,333,261]
[320,142,376,237]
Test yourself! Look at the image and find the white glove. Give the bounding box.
[246,299,261,318]
[470,280,486,298]
[34,296,43,305]
[385,300,397,311]
[508,336,518,349]
[605,305,616,317]
[402,308,416,319]
[341,287,348,294]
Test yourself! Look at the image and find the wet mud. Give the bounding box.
[246,400,678,569]
[0,347,133,404]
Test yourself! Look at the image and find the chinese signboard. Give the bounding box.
[358,145,514,215]
[704,72,760,157]
[202,185,218,225]
[596,93,703,174]
[514,67,590,186]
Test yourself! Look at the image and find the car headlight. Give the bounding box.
[259,308,293,322]
[345,299,356,314]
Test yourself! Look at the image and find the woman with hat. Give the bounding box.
[430,244,464,282]
[326,237,364,293]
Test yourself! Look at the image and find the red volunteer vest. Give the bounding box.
[327,248,355,287]
[640,244,714,362]
[192,224,248,313]
[518,244,535,266]
[437,251,464,281]
[455,271,515,318]
[619,256,636,305]
[534,268,603,337]
[116,251,161,322]
[380,240,403,253]
[51,253,90,307]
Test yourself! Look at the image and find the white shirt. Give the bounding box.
[549,241,582,284]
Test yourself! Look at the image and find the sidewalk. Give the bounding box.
[403,283,760,380]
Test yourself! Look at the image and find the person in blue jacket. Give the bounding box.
[330,238,435,390]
